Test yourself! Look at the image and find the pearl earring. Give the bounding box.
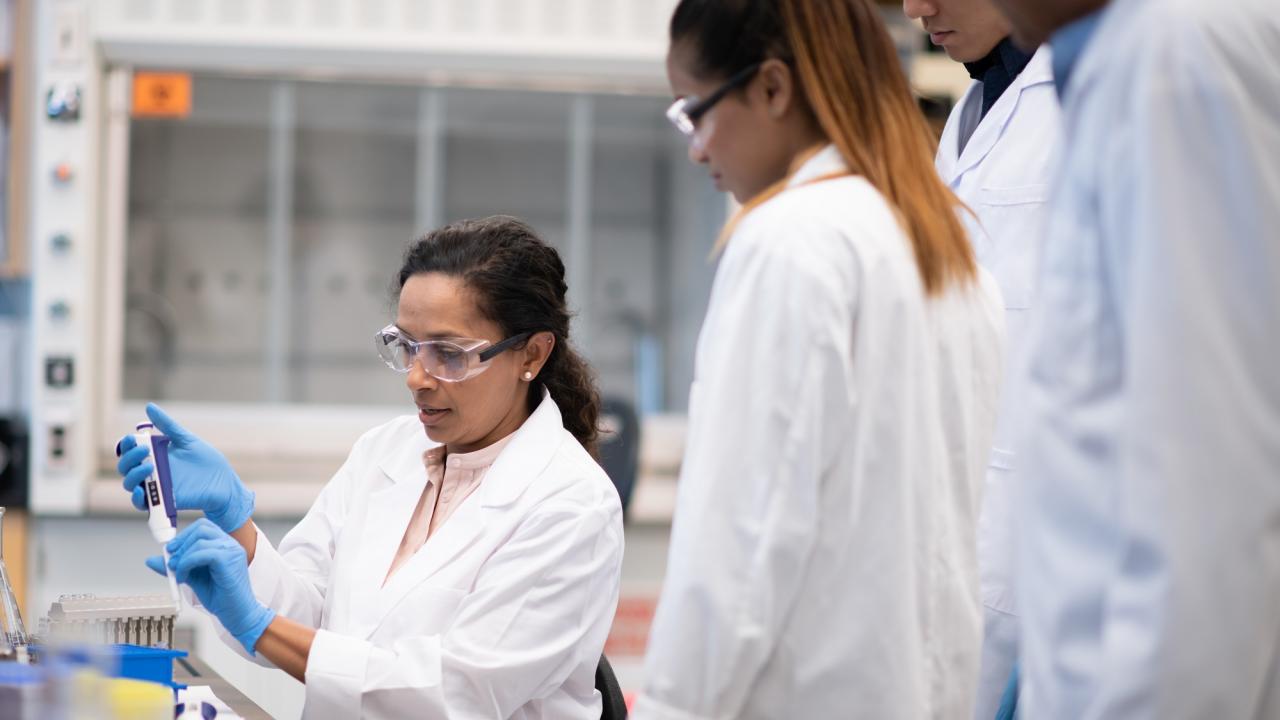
[523,371,534,381]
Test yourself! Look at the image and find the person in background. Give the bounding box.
[901,0,1061,717]
[633,0,1005,717]
[983,0,1280,717]
[116,217,624,719]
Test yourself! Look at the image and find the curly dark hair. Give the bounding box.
[396,216,601,455]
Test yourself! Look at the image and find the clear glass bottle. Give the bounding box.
[0,507,29,651]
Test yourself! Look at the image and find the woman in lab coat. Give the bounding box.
[632,1,1004,718]
[116,217,624,719]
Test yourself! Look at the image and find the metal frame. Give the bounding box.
[90,0,678,94]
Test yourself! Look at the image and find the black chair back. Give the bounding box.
[597,396,639,517]
[596,654,628,720]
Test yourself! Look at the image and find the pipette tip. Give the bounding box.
[163,549,182,612]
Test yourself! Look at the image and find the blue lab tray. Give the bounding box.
[27,643,188,690]
[108,644,189,690]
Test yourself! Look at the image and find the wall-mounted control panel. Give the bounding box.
[29,0,98,514]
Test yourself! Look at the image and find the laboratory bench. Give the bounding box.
[172,653,272,720]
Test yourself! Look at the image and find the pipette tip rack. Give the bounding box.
[43,594,179,648]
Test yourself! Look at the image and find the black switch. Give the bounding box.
[50,426,67,459]
[46,357,75,388]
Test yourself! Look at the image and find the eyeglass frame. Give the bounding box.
[665,62,763,137]
[374,324,534,382]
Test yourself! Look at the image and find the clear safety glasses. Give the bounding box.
[375,325,532,383]
[665,63,762,137]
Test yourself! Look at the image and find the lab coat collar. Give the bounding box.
[945,45,1054,183]
[359,390,566,632]
[788,144,849,188]
[374,388,562,500]
[363,429,437,614]
[376,422,434,486]
[963,38,1036,118]
[479,388,564,508]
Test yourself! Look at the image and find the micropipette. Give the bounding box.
[119,423,182,609]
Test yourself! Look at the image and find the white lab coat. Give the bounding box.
[1017,0,1280,718]
[633,146,1005,719]
[935,45,1060,720]
[214,392,624,719]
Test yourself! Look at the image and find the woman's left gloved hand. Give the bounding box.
[119,403,256,534]
[146,518,276,654]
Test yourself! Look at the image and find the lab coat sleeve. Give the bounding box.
[303,497,623,719]
[634,218,852,719]
[248,471,347,624]
[1090,19,1280,719]
[210,442,353,664]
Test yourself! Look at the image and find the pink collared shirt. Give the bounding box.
[383,433,515,585]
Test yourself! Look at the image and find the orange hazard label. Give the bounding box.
[132,72,192,118]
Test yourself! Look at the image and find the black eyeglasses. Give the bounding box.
[665,63,763,137]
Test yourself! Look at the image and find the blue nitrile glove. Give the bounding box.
[147,518,275,654]
[117,403,255,533]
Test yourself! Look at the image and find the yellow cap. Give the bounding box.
[104,677,172,720]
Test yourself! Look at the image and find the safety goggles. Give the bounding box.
[375,324,531,382]
[665,63,762,137]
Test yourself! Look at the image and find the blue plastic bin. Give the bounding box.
[109,644,188,689]
[38,643,190,690]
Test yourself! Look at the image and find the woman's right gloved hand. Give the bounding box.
[146,519,276,655]
[116,403,255,534]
